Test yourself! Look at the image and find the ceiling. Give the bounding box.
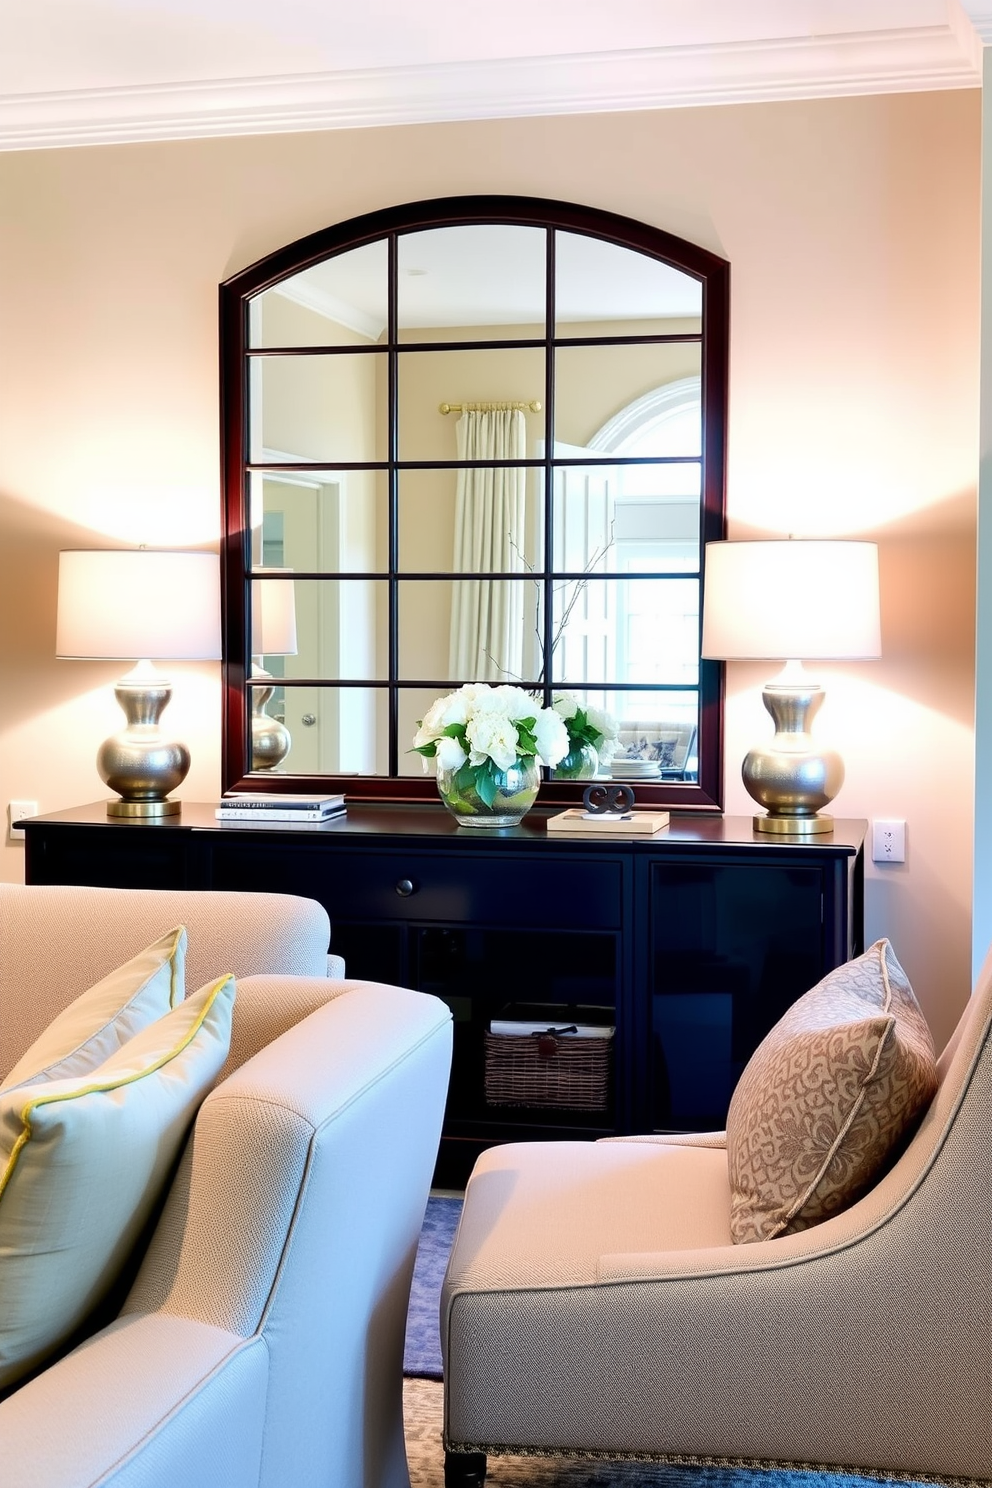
[0,0,988,152]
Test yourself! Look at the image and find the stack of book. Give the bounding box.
[215,793,346,824]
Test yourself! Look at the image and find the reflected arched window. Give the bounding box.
[565,380,702,772]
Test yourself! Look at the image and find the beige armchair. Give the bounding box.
[442,949,992,1486]
[0,884,453,1488]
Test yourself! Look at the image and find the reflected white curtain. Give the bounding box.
[448,408,527,681]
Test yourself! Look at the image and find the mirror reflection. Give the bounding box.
[554,229,702,330]
[249,240,390,349]
[396,347,547,461]
[244,679,702,783]
[226,198,728,805]
[249,352,385,465]
[250,472,385,576]
[398,224,547,336]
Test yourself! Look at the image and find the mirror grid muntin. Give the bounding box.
[222,196,728,808]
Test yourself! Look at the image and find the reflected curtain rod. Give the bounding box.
[438,400,542,414]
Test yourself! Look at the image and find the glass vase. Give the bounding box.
[553,741,599,781]
[436,757,541,829]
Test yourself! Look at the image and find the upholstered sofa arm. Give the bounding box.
[0,1315,268,1488]
[214,970,356,1078]
[0,974,452,1488]
[123,976,453,1487]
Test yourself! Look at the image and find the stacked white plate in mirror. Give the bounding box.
[609,758,661,781]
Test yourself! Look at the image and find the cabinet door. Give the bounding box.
[643,859,826,1131]
[416,923,622,1132]
[25,825,193,889]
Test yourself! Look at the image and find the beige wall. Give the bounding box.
[973,47,992,981]
[0,89,979,1046]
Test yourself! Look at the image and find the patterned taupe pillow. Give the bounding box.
[726,939,937,1244]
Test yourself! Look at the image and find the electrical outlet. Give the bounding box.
[8,800,39,840]
[871,818,906,864]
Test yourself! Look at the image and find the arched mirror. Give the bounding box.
[220,196,729,809]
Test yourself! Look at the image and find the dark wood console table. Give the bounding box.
[23,803,866,1185]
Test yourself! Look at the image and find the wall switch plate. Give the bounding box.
[8,801,38,840]
[871,818,906,863]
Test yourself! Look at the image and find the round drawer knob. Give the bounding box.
[301,713,317,727]
[395,878,416,897]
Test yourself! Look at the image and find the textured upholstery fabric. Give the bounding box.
[726,938,937,1242]
[0,1315,267,1488]
[0,973,235,1389]
[441,949,992,1483]
[124,977,454,1488]
[0,884,330,1078]
[443,1140,731,1297]
[1,926,185,1092]
[213,969,355,1083]
[0,882,452,1488]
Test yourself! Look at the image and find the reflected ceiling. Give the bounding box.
[286,227,706,335]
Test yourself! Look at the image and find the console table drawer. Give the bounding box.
[208,842,623,930]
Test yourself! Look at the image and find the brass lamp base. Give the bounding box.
[753,811,834,836]
[742,674,843,839]
[97,663,190,821]
[106,798,182,818]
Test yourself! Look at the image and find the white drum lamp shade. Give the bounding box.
[701,540,881,833]
[57,549,222,817]
[701,540,881,663]
[57,550,221,662]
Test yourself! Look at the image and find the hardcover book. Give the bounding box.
[217,793,344,811]
[545,808,670,836]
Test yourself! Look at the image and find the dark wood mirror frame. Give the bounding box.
[220,194,728,809]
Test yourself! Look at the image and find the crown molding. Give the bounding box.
[957,2,992,44]
[0,23,982,152]
[273,280,384,341]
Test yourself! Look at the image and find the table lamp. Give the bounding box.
[250,571,298,770]
[701,539,881,834]
[57,549,221,817]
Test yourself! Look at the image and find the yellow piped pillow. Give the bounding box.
[0,970,235,1388]
[1,926,187,1092]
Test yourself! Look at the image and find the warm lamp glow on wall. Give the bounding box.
[57,549,221,817]
[250,571,298,771]
[701,539,881,834]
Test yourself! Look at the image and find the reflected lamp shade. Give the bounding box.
[701,540,880,834]
[57,550,222,818]
[250,572,298,658]
[249,571,298,772]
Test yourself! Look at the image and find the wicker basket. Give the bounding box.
[484,1021,614,1111]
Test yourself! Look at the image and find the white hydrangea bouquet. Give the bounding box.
[551,693,620,777]
[413,683,569,823]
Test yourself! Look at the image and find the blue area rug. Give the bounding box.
[404,1194,462,1379]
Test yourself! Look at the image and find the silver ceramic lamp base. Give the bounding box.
[251,667,292,771]
[97,662,189,818]
[743,674,843,836]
